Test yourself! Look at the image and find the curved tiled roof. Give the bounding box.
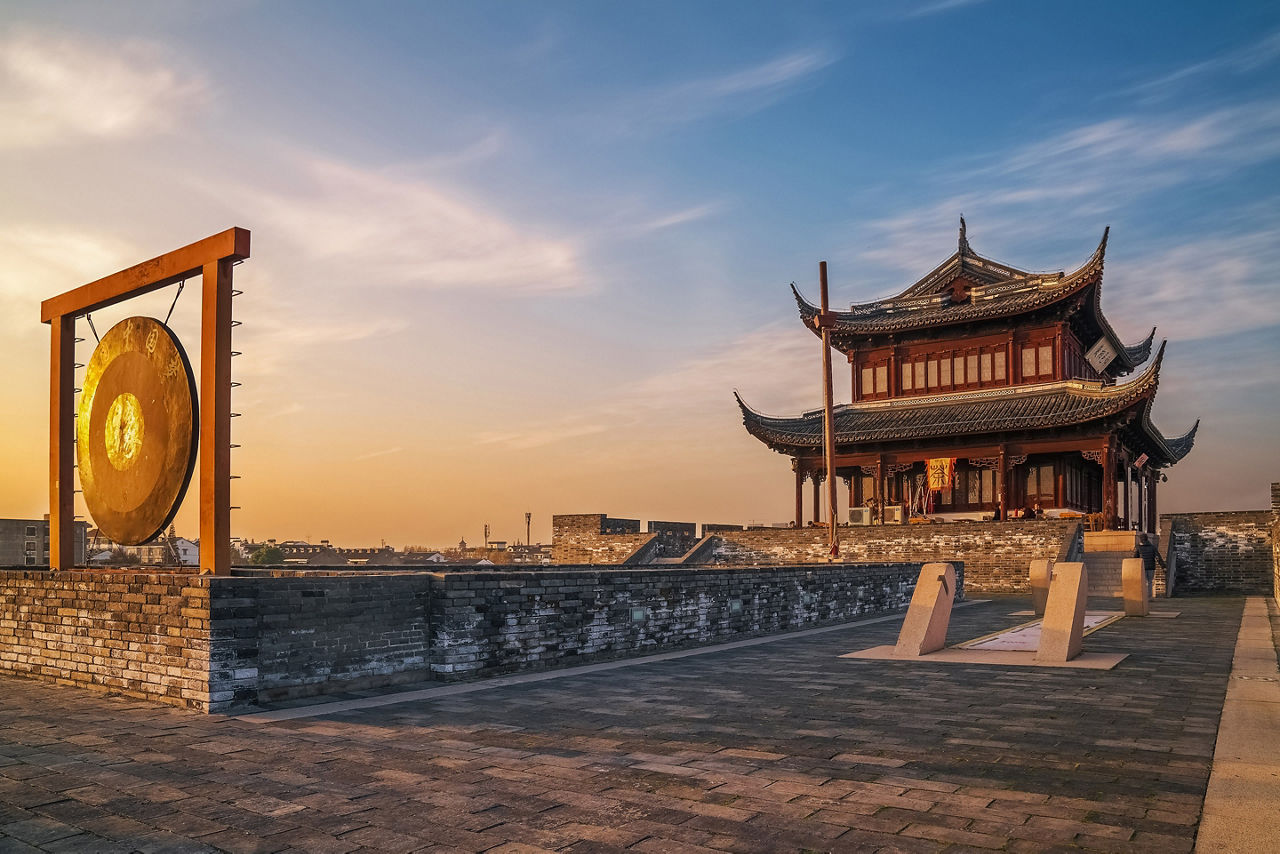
[794,229,1109,335]
[793,226,1152,375]
[736,341,1194,467]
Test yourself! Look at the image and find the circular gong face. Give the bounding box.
[77,316,198,545]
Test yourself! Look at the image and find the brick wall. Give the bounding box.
[1272,483,1280,601]
[0,570,212,710]
[1165,511,1274,594]
[208,575,433,708]
[552,514,656,564]
[0,571,433,713]
[0,562,955,711]
[708,520,1078,594]
[427,562,940,679]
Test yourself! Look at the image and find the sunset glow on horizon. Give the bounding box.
[2,1,1278,549]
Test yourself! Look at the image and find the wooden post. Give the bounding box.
[1153,472,1160,534]
[812,475,820,527]
[876,458,885,525]
[998,446,1010,522]
[1101,440,1117,530]
[794,463,803,528]
[1122,452,1132,531]
[818,261,839,558]
[200,258,234,575]
[48,315,75,570]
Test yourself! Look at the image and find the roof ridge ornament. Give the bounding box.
[959,215,971,254]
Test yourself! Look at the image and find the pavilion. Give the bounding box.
[737,221,1197,531]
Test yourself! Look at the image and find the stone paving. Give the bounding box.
[0,596,1253,853]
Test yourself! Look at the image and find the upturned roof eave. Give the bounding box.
[794,228,1113,341]
[736,340,1180,455]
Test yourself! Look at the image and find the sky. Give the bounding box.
[1,0,1278,548]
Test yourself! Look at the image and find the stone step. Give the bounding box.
[1082,551,1132,596]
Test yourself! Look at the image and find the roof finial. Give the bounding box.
[959,215,970,254]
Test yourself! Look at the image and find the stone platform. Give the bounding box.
[0,595,1266,853]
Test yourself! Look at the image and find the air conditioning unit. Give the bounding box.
[848,506,871,526]
[884,505,904,525]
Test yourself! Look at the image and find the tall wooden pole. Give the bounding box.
[48,315,75,570]
[818,262,839,558]
[200,258,234,575]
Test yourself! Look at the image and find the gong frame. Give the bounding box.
[41,227,250,575]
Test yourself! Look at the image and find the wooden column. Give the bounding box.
[48,314,75,570]
[1122,452,1132,531]
[200,258,234,575]
[1101,440,1117,530]
[1141,471,1152,530]
[998,446,1010,521]
[794,464,804,528]
[1149,473,1159,534]
[811,474,821,527]
[876,458,885,525]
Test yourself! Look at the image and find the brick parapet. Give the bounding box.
[1164,511,1273,594]
[426,562,948,680]
[0,570,211,710]
[708,520,1076,594]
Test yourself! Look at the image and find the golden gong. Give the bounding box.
[77,316,198,545]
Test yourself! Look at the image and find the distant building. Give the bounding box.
[0,518,87,566]
[87,530,198,566]
[508,543,553,565]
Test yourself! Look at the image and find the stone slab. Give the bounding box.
[957,612,1122,651]
[1009,609,1180,617]
[1037,561,1088,662]
[841,645,1127,669]
[892,562,956,656]
[1121,556,1149,616]
[1029,559,1052,616]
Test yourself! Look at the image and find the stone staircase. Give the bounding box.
[1083,530,1139,597]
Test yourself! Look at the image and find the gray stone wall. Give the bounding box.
[0,570,212,710]
[427,562,940,679]
[208,575,433,709]
[647,521,698,558]
[1165,511,1274,594]
[709,520,1077,594]
[0,563,951,712]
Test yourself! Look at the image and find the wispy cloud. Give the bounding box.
[473,419,607,450]
[352,446,404,462]
[846,99,1280,286]
[903,0,991,18]
[1105,226,1280,342]
[208,153,584,293]
[0,226,136,333]
[633,202,723,234]
[0,29,205,149]
[604,48,836,135]
[1125,29,1280,101]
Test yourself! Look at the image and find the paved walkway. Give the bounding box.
[0,596,1261,853]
